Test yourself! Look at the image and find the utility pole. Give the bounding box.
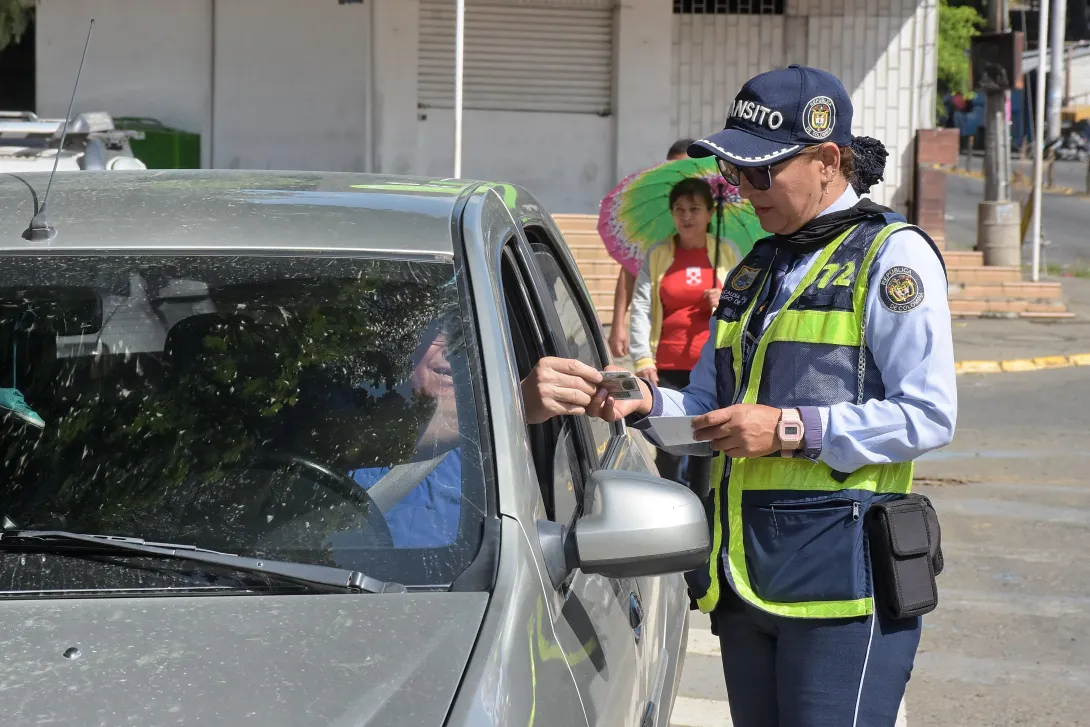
[976,0,1023,268]
[1031,0,1052,281]
[453,0,465,178]
[1047,0,1068,141]
[983,0,1010,202]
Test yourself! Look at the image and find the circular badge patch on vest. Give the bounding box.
[802,96,836,140]
[880,266,925,313]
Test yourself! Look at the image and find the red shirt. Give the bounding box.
[656,245,715,371]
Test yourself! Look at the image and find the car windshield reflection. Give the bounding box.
[0,255,486,592]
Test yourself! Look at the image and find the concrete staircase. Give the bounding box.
[552,214,1073,326]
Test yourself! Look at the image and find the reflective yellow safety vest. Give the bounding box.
[685,213,941,619]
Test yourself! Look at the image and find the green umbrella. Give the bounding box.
[597,157,766,277]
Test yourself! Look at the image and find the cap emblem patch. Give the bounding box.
[803,96,835,140]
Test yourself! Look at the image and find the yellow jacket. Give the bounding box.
[629,234,741,372]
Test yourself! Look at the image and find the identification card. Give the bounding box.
[599,371,645,401]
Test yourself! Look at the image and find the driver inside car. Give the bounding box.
[345,324,464,550]
[314,322,609,551]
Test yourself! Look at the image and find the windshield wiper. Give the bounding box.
[0,530,406,595]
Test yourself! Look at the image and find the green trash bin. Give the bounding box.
[113,117,201,169]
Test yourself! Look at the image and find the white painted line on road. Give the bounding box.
[686,628,721,658]
[670,696,733,727]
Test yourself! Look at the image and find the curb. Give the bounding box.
[955,353,1090,375]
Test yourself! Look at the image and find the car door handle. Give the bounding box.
[628,592,644,641]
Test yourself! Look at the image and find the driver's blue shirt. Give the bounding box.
[348,448,463,549]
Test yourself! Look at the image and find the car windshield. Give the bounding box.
[0,254,487,592]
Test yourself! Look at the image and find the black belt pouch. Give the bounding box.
[865,494,944,620]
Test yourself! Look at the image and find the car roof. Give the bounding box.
[0,170,484,256]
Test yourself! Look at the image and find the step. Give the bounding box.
[562,231,605,245]
[948,298,1071,316]
[569,247,615,265]
[948,281,1064,301]
[943,250,983,267]
[947,266,1023,284]
[553,214,599,234]
[574,259,623,277]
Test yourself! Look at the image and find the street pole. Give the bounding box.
[453,0,465,178]
[1047,0,1068,142]
[983,0,1009,202]
[977,0,1022,268]
[1031,0,1051,282]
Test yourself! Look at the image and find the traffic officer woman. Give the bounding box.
[533,65,957,726]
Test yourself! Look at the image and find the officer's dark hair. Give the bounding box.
[669,177,714,211]
[667,138,696,160]
[840,136,889,195]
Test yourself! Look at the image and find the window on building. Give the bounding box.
[672,0,785,14]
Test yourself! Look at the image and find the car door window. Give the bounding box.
[523,230,615,459]
[500,243,585,525]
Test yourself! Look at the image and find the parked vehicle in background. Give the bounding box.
[0,170,706,727]
[0,111,146,173]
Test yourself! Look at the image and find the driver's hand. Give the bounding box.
[521,357,603,425]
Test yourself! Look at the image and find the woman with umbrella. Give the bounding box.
[627,176,741,494]
[605,139,692,358]
[599,143,765,360]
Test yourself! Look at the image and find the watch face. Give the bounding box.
[783,425,799,436]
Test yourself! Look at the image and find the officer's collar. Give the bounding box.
[768,191,893,255]
[817,186,860,218]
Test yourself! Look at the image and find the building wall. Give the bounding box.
[793,0,939,214]
[418,108,614,213]
[35,0,940,217]
[1066,51,1090,105]
[210,0,371,172]
[672,0,939,215]
[671,14,787,144]
[36,0,211,150]
[372,0,420,176]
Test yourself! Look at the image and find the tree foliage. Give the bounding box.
[0,0,30,54]
[937,0,987,116]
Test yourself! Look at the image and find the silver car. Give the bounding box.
[0,171,708,727]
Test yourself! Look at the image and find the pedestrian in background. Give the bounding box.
[628,176,740,496]
[586,65,957,727]
[607,138,695,359]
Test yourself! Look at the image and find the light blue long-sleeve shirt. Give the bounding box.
[631,187,957,474]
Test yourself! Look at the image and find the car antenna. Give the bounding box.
[22,19,95,243]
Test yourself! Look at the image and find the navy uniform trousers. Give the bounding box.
[713,586,921,727]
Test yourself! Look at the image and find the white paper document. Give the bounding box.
[645,416,714,456]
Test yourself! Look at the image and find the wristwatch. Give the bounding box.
[777,409,804,457]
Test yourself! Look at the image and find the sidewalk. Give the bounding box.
[950,277,1090,366]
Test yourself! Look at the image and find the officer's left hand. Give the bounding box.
[691,404,783,458]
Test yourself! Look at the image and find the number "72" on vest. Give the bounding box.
[815,261,856,289]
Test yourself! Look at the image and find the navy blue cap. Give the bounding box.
[689,65,853,168]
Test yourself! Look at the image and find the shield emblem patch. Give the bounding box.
[731,266,761,292]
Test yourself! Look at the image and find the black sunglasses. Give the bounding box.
[717,154,806,192]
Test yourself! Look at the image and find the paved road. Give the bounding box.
[943,161,1090,268]
[670,363,1090,727]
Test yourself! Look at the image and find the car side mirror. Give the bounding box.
[538,470,710,588]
